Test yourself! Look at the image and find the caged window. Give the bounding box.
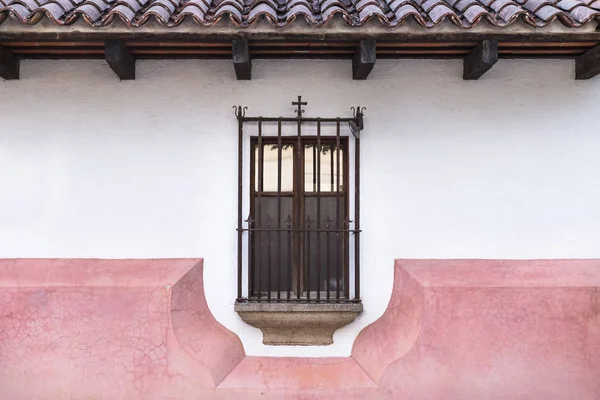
[235,97,364,304]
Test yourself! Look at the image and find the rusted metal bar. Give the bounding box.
[241,117,357,123]
[267,215,272,301]
[244,298,357,304]
[316,120,322,301]
[287,214,292,300]
[335,119,341,300]
[354,127,361,300]
[306,216,311,301]
[295,101,303,300]
[326,216,331,301]
[236,107,244,301]
[277,119,282,301]
[248,215,254,298]
[240,227,360,233]
[257,119,263,302]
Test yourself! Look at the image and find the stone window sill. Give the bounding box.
[234,302,363,346]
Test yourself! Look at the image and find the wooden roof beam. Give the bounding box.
[352,40,376,80]
[0,45,19,79]
[105,39,135,80]
[575,44,600,79]
[463,40,498,80]
[232,39,251,80]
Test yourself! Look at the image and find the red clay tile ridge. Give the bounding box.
[0,0,599,29]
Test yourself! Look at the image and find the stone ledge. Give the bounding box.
[235,302,363,346]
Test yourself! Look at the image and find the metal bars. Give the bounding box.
[235,97,364,304]
[316,120,321,301]
[236,106,244,301]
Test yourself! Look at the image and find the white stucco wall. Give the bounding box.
[1,59,600,357]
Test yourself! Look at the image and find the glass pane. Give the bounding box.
[304,144,343,192]
[251,196,294,295]
[255,144,294,192]
[304,196,346,297]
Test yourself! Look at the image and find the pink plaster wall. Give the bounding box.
[1,258,599,399]
[0,259,244,399]
[353,259,600,400]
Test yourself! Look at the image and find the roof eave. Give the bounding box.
[1,16,599,41]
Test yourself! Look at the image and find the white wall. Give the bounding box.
[1,59,599,357]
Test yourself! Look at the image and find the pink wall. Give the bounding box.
[1,258,599,399]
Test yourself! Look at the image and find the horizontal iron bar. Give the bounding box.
[240,117,359,123]
[238,228,361,233]
[238,298,362,303]
[251,192,346,197]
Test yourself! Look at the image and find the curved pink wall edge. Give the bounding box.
[351,260,425,383]
[0,258,244,399]
[1,258,599,399]
[352,259,600,400]
[170,259,245,385]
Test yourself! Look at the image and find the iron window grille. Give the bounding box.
[235,96,364,304]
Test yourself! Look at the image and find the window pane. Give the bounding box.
[255,144,294,192]
[304,144,343,192]
[304,196,346,296]
[252,196,294,294]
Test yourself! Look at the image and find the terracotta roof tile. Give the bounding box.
[0,0,598,27]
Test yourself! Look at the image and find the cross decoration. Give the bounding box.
[292,95,307,117]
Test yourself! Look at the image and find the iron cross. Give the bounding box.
[292,96,307,116]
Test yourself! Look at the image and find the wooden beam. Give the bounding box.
[575,44,600,79]
[0,45,19,80]
[232,39,251,80]
[352,40,376,80]
[463,40,498,80]
[104,39,135,80]
[2,28,600,43]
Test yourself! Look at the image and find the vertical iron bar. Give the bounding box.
[257,119,263,302]
[248,139,256,298]
[336,119,341,300]
[248,215,253,298]
[237,113,243,301]
[316,120,321,301]
[306,217,311,301]
[354,127,361,300]
[296,112,302,300]
[326,218,330,301]
[267,217,272,301]
[287,215,292,301]
[277,120,282,301]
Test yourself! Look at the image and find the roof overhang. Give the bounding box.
[1,18,600,81]
[1,17,600,41]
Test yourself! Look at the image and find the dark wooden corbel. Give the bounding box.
[352,40,376,80]
[575,44,600,80]
[463,40,498,80]
[0,46,19,80]
[105,40,135,80]
[232,39,251,80]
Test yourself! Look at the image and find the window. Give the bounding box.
[235,97,363,304]
[251,137,348,301]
